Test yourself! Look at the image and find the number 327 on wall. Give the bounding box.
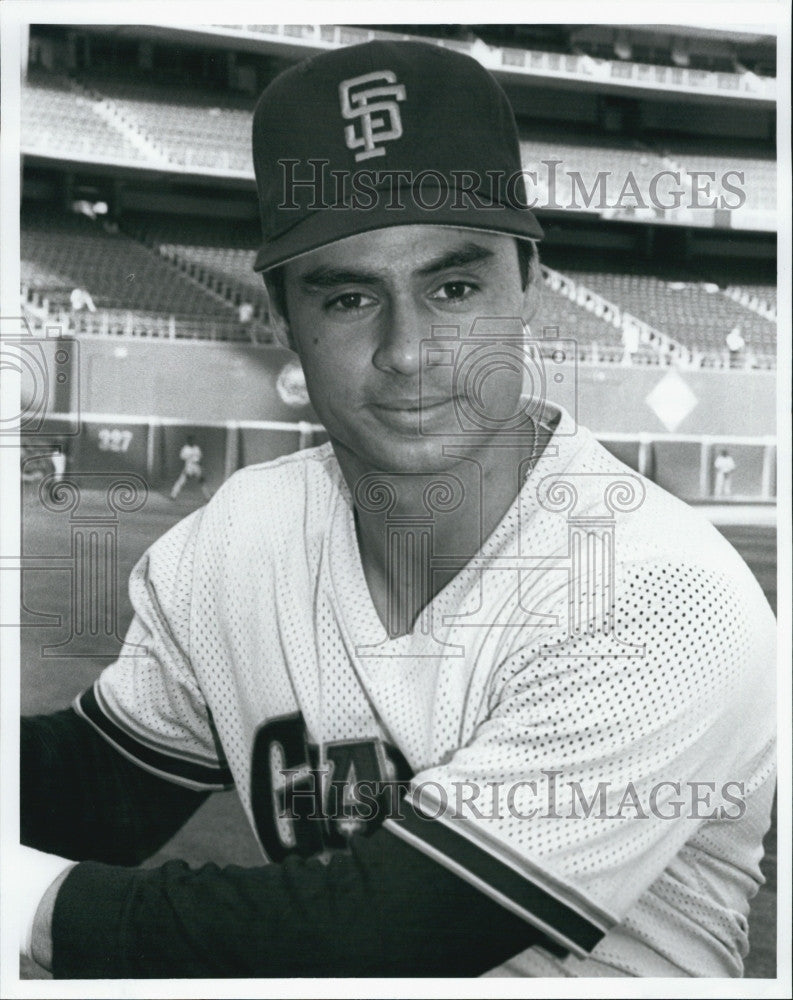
[97,428,133,452]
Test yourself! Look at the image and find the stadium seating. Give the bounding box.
[22,70,147,164]
[77,76,254,172]
[22,203,775,359]
[531,275,626,360]
[22,72,776,224]
[20,62,776,361]
[562,265,776,358]
[121,212,268,320]
[21,259,74,295]
[22,206,240,318]
[519,127,668,211]
[725,282,777,315]
[658,137,776,214]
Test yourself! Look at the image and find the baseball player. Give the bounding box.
[20,41,775,978]
[714,448,737,498]
[169,435,212,501]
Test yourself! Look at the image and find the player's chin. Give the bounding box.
[340,428,459,476]
[381,440,466,476]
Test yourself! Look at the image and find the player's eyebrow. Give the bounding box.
[415,242,495,277]
[299,266,380,289]
[298,242,496,290]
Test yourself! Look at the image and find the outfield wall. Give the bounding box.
[26,410,775,504]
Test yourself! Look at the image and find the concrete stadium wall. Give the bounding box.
[27,415,328,492]
[36,336,776,436]
[42,337,317,424]
[570,364,776,437]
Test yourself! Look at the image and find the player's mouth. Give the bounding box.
[371,396,456,429]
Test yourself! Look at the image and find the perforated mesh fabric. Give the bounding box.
[83,405,775,977]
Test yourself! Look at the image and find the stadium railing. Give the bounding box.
[206,24,776,102]
[557,268,776,360]
[38,306,271,344]
[540,265,694,366]
[724,284,777,321]
[20,298,773,368]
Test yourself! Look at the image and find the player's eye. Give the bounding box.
[430,280,478,303]
[325,291,376,312]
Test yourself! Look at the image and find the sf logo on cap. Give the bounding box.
[339,70,406,162]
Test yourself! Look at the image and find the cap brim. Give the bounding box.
[254,205,544,272]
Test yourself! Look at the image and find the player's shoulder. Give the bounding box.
[199,441,341,533]
[215,440,337,497]
[554,425,773,621]
[592,439,774,648]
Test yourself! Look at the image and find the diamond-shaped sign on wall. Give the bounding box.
[645,371,698,432]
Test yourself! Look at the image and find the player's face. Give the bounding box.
[280,225,531,476]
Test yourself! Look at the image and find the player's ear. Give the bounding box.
[263,271,296,351]
[270,312,294,352]
[518,239,542,327]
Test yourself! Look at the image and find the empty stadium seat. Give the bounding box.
[658,136,776,214]
[121,212,269,320]
[518,126,668,212]
[22,70,147,164]
[21,206,236,317]
[560,264,776,359]
[77,75,255,173]
[531,277,625,357]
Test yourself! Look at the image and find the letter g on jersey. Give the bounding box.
[339,70,406,161]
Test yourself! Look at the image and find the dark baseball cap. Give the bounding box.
[252,40,543,272]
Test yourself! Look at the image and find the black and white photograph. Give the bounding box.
[0,2,789,994]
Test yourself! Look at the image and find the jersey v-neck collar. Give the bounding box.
[324,405,586,662]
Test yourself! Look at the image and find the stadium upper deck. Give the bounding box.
[19,23,778,364]
[21,67,776,229]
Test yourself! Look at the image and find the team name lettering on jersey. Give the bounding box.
[250,712,412,860]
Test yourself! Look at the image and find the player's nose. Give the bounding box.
[372,295,424,376]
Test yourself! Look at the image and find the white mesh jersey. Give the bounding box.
[75,406,776,978]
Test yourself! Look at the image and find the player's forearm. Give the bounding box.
[22,708,209,864]
[48,824,544,978]
[30,861,73,971]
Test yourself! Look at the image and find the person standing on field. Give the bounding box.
[169,436,212,501]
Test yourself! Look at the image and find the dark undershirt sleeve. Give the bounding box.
[21,708,209,865]
[25,709,554,977]
[53,821,547,978]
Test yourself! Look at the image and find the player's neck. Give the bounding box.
[336,438,540,639]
